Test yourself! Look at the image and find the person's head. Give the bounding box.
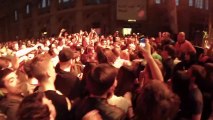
[58,48,78,64]
[0,68,24,95]
[17,92,56,120]
[135,80,180,120]
[86,64,118,97]
[96,48,117,64]
[177,32,186,44]
[187,65,206,89]
[162,32,171,39]
[161,45,176,59]
[0,57,12,69]
[13,42,19,51]
[204,63,213,93]
[27,54,56,83]
[48,48,59,57]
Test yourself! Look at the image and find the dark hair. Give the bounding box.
[58,48,75,62]
[0,57,11,69]
[86,63,117,96]
[163,45,176,59]
[204,63,213,93]
[0,68,13,88]
[135,80,180,120]
[17,92,50,120]
[190,65,206,91]
[96,48,117,64]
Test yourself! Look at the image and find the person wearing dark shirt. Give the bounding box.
[72,64,126,120]
[55,48,82,100]
[25,54,71,120]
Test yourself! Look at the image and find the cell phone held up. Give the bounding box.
[139,37,145,47]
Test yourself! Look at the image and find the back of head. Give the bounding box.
[135,80,180,120]
[172,70,190,96]
[190,65,206,91]
[17,92,51,120]
[26,54,53,82]
[163,45,176,59]
[204,63,213,93]
[97,48,117,64]
[58,48,78,62]
[86,63,118,96]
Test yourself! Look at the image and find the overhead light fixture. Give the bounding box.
[128,19,136,22]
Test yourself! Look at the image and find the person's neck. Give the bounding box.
[59,62,71,70]
[178,40,185,44]
[41,82,56,91]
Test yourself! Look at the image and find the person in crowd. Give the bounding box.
[138,38,164,85]
[25,54,71,120]
[0,68,27,120]
[202,63,213,120]
[161,32,175,47]
[160,44,177,82]
[72,64,126,120]
[17,92,56,120]
[0,28,212,120]
[135,80,180,120]
[55,48,82,100]
[48,46,59,67]
[172,65,204,120]
[175,32,196,58]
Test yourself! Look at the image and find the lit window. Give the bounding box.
[40,0,50,8]
[14,10,18,21]
[59,0,70,3]
[195,0,203,8]
[205,0,208,10]
[26,4,30,14]
[200,0,203,8]
[176,0,179,5]
[189,0,193,6]
[155,0,161,4]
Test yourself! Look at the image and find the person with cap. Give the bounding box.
[55,48,82,100]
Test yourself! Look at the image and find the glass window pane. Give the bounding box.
[63,0,70,2]
[42,0,46,8]
[176,0,179,5]
[189,0,193,6]
[200,0,203,8]
[14,10,18,21]
[26,4,30,14]
[205,0,208,10]
[155,0,161,4]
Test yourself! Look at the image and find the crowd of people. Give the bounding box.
[0,28,212,120]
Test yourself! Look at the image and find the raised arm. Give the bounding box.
[140,39,164,82]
